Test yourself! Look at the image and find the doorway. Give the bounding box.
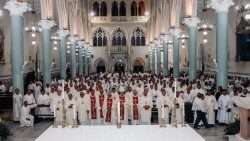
[95,58,106,73]
[133,58,144,73]
[114,59,125,73]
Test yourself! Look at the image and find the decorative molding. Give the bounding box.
[208,0,234,13]
[169,27,182,37]
[4,1,31,16]
[68,36,79,43]
[38,20,56,30]
[183,18,200,27]
[57,30,69,39]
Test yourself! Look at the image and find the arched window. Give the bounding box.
[119,1,126,16]
[93,2,99,16]
[112,1,118,16]
[131,26,146,46]
[92,27,107,47]
[100,2,107,16]
[112,27,127,46]
[131,1,137,16]
[138,1,145,16]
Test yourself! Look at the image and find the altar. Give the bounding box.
[35,125,205,141]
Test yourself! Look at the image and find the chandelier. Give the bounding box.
[197,5,213,44]
[178,31,189,48]
[51,33,60,50]
[24,0,41,46]
[235,0,250,20]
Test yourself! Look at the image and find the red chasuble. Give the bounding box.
[90,95,97,119]
[133,95,139,120]
[119,95,125,120]
[99,95,105,118]
[105,97,113,122]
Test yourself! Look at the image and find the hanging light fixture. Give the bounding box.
[24,0,41,47]
[51,33,60,51]
[235,0,250,20]
[198,0,213,44]
[178,31,189,49]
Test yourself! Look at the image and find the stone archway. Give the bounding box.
[114,58,126,73]
[94,58,106,73]
[133,57,145,73]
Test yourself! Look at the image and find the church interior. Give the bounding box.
[0,0,250,141]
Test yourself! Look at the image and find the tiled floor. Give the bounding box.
[5,121,228,141]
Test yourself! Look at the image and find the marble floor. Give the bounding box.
[4,121,228,141]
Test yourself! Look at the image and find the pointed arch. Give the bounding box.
[92,27,108,47]
[112,26,127,46]
[100,2,107,16]
[119,1,126,16]
[112,1,118,16]
[131,1,137,16]
[93,2,99,16]
[131,26,146,46]
[138,1,145,16]
[133,57,145,66]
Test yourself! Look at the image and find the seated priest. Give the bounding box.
[20,101,37,126]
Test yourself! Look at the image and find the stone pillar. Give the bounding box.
[4,1,31,94]
[183,18,200,82]
[170,28,182,78]
[68,36,78,78]
[57,30,69,79]
[160,34,170,77]
[148,50,152,72]
[78,41,85,76]
[84,44,89,76]
[151,48,156,75]
[209,0,234,89]
[155,40,161,75]
[38,20,56,86]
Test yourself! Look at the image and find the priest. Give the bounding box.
[130,89,140,125]
[65,93,77,126]
[37,89,50,118]
[156,89,172,124]
[20,101,37,126]
[76,92,89,125]
[103,92,116,125]
[13,88,23,122]
[139,87,152,125]
[116,86,129,125]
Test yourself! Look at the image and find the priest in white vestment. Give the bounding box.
[139,87,152,125]
[37,90,50,117]
[217,90,231,124]
[171,92,184,124]
[65,93,77,126]
[13,88,23,121]
[23,89,36,105]
[156,89,172,124]
[20,101,37,126]
[77,92,89,125]
[204,90,217,125]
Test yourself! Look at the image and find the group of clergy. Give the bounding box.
[12,72,250,127]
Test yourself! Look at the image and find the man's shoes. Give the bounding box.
[193,127,200,130]
[205,125,212,129]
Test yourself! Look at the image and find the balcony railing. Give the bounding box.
[110,46,129,53]
[90,16,148,23]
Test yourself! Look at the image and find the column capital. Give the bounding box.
[183,17,200,27]
[57,30,69,39]
[77,40,85,47]
[169,27,182,37]
[4,1,31,16]
[68,36,79,43]
[208,0,234,13]
[160,33,172,43]
[38,20,56,30]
